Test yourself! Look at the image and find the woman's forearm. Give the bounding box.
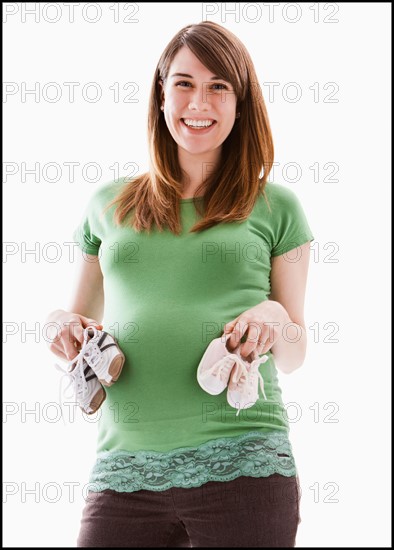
[268,301,307,374]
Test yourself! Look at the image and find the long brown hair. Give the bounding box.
[104,20,274,234]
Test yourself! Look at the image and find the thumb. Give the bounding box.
[79,315,103,330]
[223,318,238,333]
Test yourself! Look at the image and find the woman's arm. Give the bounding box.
[268,241,312,373]
[46,253,104,361]
[67,252,104,322]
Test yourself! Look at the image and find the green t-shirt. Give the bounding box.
[73,177,314,454]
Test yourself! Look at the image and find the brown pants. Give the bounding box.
[77,474,302,548]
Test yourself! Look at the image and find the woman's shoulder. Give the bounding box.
[261,181,303,205]
[86,176,131,209]
[255,182,307,219]
[95,176,129,200]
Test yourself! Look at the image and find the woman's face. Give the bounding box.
[159,46,238,156]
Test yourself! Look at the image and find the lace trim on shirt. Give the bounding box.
[88,430,297,493]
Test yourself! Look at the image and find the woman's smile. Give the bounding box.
[180,118,218,134]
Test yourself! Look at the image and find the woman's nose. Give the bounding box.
[188,86,211,111]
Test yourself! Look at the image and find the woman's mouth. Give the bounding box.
[180,118,217,134]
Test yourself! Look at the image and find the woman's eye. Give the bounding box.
[211,83,228,90]
[175,81,229,90]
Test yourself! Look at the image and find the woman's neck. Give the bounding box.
[178,146,221,198]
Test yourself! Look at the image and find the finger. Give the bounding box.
[254,343,265,356]
[80,315,103,330]
[229,320,249,351]
[50,336,78,362]
[49,341,69,362]
[258,337,273,355]
[74,323,86,347]
[62,338,80,361]
[255,324,273,353]
[239,322,262,358]
[223,320,237,336]
[261,342,273,355]
[76,317,102,348]
[62,322,84,359]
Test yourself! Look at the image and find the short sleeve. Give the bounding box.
[72,189,103,256]
[72,178,127,255]
[269,185,315,257]
[72,215,102,255]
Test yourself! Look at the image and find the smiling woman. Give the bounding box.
[101,20,275,233]
[49,20,314,548]
[158,46,238,182]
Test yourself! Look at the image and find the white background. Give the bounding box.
[3,2,391,547]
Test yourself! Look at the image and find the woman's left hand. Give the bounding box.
[223,300,289,360]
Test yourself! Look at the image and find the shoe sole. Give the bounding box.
[98,340,126,387]
[84,386,106,415]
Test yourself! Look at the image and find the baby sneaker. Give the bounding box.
[55,358,106,418]
[197,332,243,395]
[77,326,125,386]
[227,350,270,416]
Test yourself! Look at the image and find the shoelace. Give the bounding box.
[79,326,102,367]
[229,355,269,417]
[54,327,99,425]
[200,353,244,383]
[55,360,93,426]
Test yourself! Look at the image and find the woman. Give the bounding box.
[48,20,314,547]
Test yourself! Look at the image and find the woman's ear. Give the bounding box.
[158,78,165,102]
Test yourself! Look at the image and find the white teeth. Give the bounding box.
[183,119,214,128]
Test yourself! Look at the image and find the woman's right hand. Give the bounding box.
[46,309,103,363]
